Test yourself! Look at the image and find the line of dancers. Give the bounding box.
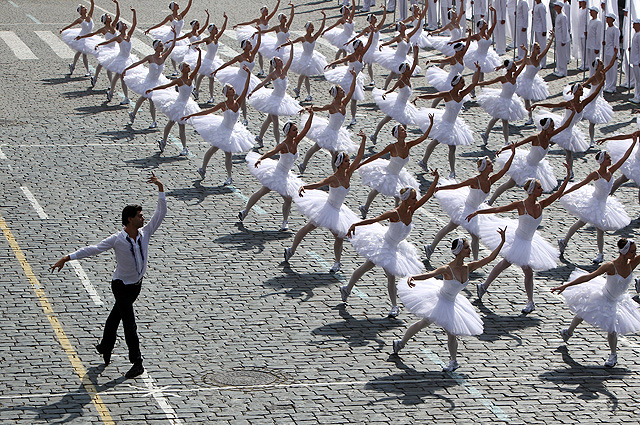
[59,0,640,372]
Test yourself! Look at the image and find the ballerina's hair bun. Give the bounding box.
[398,62,409,73]
[592,58,601,69]
[152,39,162,49]
[241,39,250,49]
[178,62,187,71]
[101,13,110,24]
[571,83,581,94]
[352,39,363,49]
[391,124,404,138]
[618,238,635,254]
[477,156,489,171]
[399,187,414,201]
[283,121,293,135]
[305,21,313,30]
[366,14,375,23]
[207,24,216,33]
[222,83,233,96]
[595,150,607,164]
[476,19,486,29]
[277,13,286,21]
[524,178,539,194]
[451,238,466,255]
[453,42,464,52]
[329,85,339,98]
[540,117,553,130]
[340,5,347,14]
[450,74,462,87]
[504,59,514,71]
[448,10,454,19]
[260,5,268,13]
[334,152,346,168]
[190,20,199,28]
[77,4,83,13]
[116,21,125,31]
[169,2,177,11]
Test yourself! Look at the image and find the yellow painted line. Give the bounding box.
[0,213,114,425]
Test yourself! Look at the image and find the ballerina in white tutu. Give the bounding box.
[284,132,366,273]
[424,145,516,261]
[374,12,424,89]
[347,7,388,86]
[60,0,96,77]
[456,7,501,80]
[597,122,640,206]
[551,238,640,368]
[279,13,328,102]
[580,55,617,146]
[322,5,355,62]
[191,14,228,104]
[530,81,604,177]
[212,33,262,126]
[182,68,254,185]
[477,57,528,145]
[468,166,572,314]
[558,143,635,264]
[297,80,358,174]
[94,9,139,105]
[122,30,176,129]
[423,34,472,108]
[233,0,280,76]
[358,118,434,219]
[255,3,295,65]
[146,49,202,156]
[341,172,440,318]
[324,32,374,126]
[239,111,314,231]
[513,31,554,124]
[370,47,420,143]
[169,12,210,74]
[422,7,466,56]
[74,1,120,88]
[248,49,302,147]
[145,0,193,76]
[413,64,481,178]
[394,228,507,372]
[399,4,429,49]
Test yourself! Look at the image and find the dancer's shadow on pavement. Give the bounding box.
[123,154,188,170]
[166,181,234,205]
[262,265,340,301]
[474,302,542,344]
[311,305,403,350]
[365,357,457,407]
[0,365,126,424]
[214,222,290,253]
[539,346,630,412]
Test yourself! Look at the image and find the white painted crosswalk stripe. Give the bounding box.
[131,37,154,56]
[0,31,37,59]
[34,30,74,59]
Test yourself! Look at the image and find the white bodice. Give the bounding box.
[387,155,410,174]
[80,19,94,35]
[476,38,491,55]
[189,34,200,44]
[259,23,268,31]
[384,221,413,245]
[327,186,349,208]
[172,19,184,33]
[301,40,315,55]
[409,19,424,44]
[464,187,489,210]
[118,40,132,57]
[176,83,193,101]
[241,60,255,71]
[449,27,462,42]
[397,86,412,104]
[348,60,363,75]
[221,108,240,129]
[593,176,614,200]
[205,41,218,59]
[272,77,288,97]
[275,152,299,173]
[603,271,634,301]
[515,210,542,241]
[343,22,354,37]
[105,31,116,41]
[442,99,464,123]
[527,145,549,165]
[523,64,541,80]
[276,30,289,47]
[146,62,165,81]
[563,107,583,128]
[448,62,465,80]
[395,40,410,57]
[439,278,469,301]
[500,81,517,98]
[327,112,346,130]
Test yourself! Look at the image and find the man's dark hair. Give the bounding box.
[122,205,142,226]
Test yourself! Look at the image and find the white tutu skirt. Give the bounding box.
[199,56,223,76]
[294,190,359,237]
[479,218,559,270]
[535,111,589,152]
[423,35,455,56]
[516,74,549,101]
[290,49,328,76]
[323,28,355,53]
[562,269,640,334]
[61,28,96,55]
[191,116,255,153]
[496,149,557,192]
[416,108,474,146]
[215,67,261,93]
[373,48,422,75]
[95,46,138,74]
[349,223,423,277]
[559,185,630,231]
[397,278,483,336]
[608,139,640,185]
[463,44,502,73]
[235,25,275,55]
[478,89,527,121]
[248,88,302,116]
[358,159,420,198]
[245,152,304,198]
[124,68,170,98]
[372,88,418,126]
[149,26,188,45]
[151,91,200,124]
[425,68,471,103]
[324,66,365,101]
[300,114,357,153]
[582,94,614,124]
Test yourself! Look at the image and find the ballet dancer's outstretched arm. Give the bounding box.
[376,6,388,31]
[186,48,202,83]
[179,0,193,20]
[346,209,398,237]
[485,7,498,38]
[285,2,295,31]
[460,63,483,97]
[87,0,95,20]
[382,47,418,98]
[540,163,572,206]
[406,114,434,149]
[342,69,358,105]
[125,8,137,41]
[538,30,555,60]
[197,11,210,37]
[490,143,517,183]
[609,136,638,174]
[354,142,396,170]
[282,44,294,74]
[467,227,507,271]
[266,0,281,22]
[578,79,605,109]
[215,13,229,41]
[322,14,345,35]
[466,200,521,221]
[596,130,640,145]
[311,12,327,40]
[161,28,178,59]
[412,169,440,210]
[294,108,314,141]
[348,130,368,173]
[551,262,615,293]
[112,0,120,27]
[145,12,171,34]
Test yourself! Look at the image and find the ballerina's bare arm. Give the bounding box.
[282,45,295,74]
[180,0,193,19]
[580,79,605,108]
[468,227,507,271]
[285,3,295,31]
[596,130,640,145]
[321,17,342,36]
[214,13,228,41]
[408,265,450,287]
[267,0,281,21]
[161,29,178,59]
[87,0,95,19]
[466,200,522,221]
[476,73,505,87]
[379,33,401,49]
[460,64,483,97]
[384,76,404,97]
[354,144,394,170]
[145,78,178,94]
[409,45,420,75]
[94,35,119,48]
[345,26,369,46]
[324,54,350,69]
[235,16,259,28]
[348,132,368,174]
[346,209,399,238]
[490,144,517,183]
[76,26,106,39]
[146,15,171,34]
[250,31,262,58]
[312,13,327,40]
[112,0,120,25]
[188,49,202,81]
[295,109,315,142]
[182,102,224,120]
[197,11,210,37]
[125,8,137,41]
[551,262,614,293]
[248,71,273,97]
[630,253,640,270]
[122,55,152,75]
[529,98,570,111]
[376,6,388,30]
[549,109,577,137]
[413,89,450,103]
[341,70,358,105]
[236,67,253,103]
[298,174,338,197]
[485,7,498,37]
[513,54,529,78]
[540,164,572,207]
[414,170,440,210]
[254,144,284,167]
[539,30,555,59]
[604,48,619,73]
[609,136,638,174]
[408,115,434,148]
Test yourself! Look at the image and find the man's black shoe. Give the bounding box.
[125,362,144,378]
[96,344,111,366]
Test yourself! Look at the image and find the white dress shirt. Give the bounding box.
[604,25,620,57]
[586,18,603,50]
[632,32,640,66]
[532,2,547,33]
[556,12,570,45]
[516,0,529,29]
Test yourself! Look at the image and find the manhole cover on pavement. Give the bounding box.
[203,369,282,387]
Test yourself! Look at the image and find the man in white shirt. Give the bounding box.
[563,0,571,32]
[532,0,548,67]
[553,1,570,77]
[440,0,452,27]
[507,0,516,48]
[493,0,508,54]
[428,0,438,29]
[516,0,529,59]
[51,174,166,379]
[586,6,603,77]
[575,0,588,69]
[471,0,487,29]
[603,13,620,93]
[631,20,640,103]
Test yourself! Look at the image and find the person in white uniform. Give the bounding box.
[516,0,529,59]
[553,2,570,77]
[631,20,640,103]
[603,13,620,93]
[586,6,603,77]
[532,0,548,68]
[493,0,508,55]
[575,0,588,70]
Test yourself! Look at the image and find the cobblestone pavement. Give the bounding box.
[1,0,639,423]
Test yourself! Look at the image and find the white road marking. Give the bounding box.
[0,147,11,171]
[34,30,74,59]
[7,0,18,7]
[0,31,37,60]
[19,186,48,219]
[131,36,154,56]
[68,260,103,306]
[141,373,185,425]
[25,14,41,25]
